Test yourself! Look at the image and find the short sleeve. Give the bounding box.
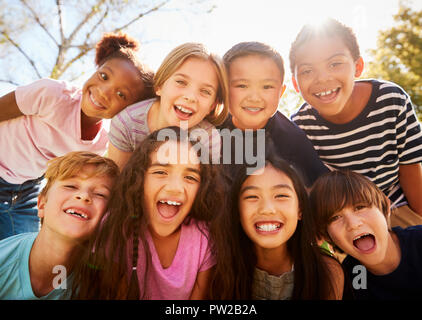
[14,78,69,117]
[108,110,135,152]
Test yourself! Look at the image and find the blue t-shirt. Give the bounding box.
[0,232,72,299]
[342,226,422,300]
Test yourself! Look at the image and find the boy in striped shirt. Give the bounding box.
[289,18,422,227]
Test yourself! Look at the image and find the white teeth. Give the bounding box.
[175,105,193,114]
[159,200,181,206]
[353,233,370,241]
[316,88,338,97]
[65,209,88,219]
[244,107,261,112]
[256,223,280,232]
[90,93,103,108]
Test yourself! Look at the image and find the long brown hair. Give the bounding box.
[72,126,226,299]
[209,155,337,299]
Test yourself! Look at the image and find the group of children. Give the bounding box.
[0,18,421,300]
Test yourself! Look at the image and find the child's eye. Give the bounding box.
[94,192,108,198]
[176,79,187,86]
[117,91,126,99]
[243,195,258,200]
[330,62,342,68]
[200,89,212,96]
[275,194,289,199]
[328,214,341,223]
[300,69,312,76]
[152,170,167,176]
[235,84,247,89]
[354,204,368,211]
[185,175,200,183]
[64,184,77,189]
[263,85,274,89]
[99,72,108,80]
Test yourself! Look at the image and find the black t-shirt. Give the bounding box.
[342,226,422,300]
[217,111,329,187]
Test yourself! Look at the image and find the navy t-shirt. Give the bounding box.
[342,226,422,300]
[217,111,328,187]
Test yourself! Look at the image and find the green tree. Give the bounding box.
[0,0,215,87]
[364,1,422,120]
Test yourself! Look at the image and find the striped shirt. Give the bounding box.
[291,79,422,207]
[108,98,221,162]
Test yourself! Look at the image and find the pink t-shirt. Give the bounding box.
[135,219,216,300]
[0,78,108,184]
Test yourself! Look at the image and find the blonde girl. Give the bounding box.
[107,42,229,169]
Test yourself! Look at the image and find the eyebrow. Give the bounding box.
[174,72,217,90]
[231,78,279,83]
[240,183,294,195]
[297,53,348,68]
[149,163,201,175]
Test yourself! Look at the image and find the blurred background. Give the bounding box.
[0,0,421,119]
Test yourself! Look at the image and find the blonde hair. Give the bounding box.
[153,42,229,126]
[40,151,119,199]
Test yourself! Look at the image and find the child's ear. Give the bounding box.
[37,194,46,219]
[354,56,364,77]
[155,86,162,97]
[298,210,302,221]
[279,84,287,98]
[292,76,300,93]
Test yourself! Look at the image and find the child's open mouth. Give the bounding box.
[157,200,182,220]
[255,221,282,234]
[353,233,376,253]
[174,105,193,120]
[313,87,340,102]
[64,208,88,220]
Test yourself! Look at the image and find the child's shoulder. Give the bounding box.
[359,78,409,99]
[393,225,422,244]
[0,233,37,269]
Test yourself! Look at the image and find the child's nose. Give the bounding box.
[75,191,92,203]
[259,199,276,215]
[345,213,362,231]
[183,89,197,103]
[165,176,184,193]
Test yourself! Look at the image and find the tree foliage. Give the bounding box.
[0,0,215,87]
[364,1,422,120]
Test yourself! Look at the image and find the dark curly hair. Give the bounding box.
[95,32,155,100]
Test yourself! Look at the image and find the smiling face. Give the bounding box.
[327,204,394,271]
[81,58,145,121]
[143,140,201,238]
[37,165,113,242]
[292,35,364,123]
[238,164,301,251]
[154,57,218,129]
[228,55,285,130]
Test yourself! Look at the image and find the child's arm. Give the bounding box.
[399,163,422,215]
[0,91,24,122]
[189,267,214,300]
[107,143,133,171]
[322,256,344,300]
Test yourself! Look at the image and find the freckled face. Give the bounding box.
[239,164,301,250]
[38,165,113,241]
[81,58,145,121]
